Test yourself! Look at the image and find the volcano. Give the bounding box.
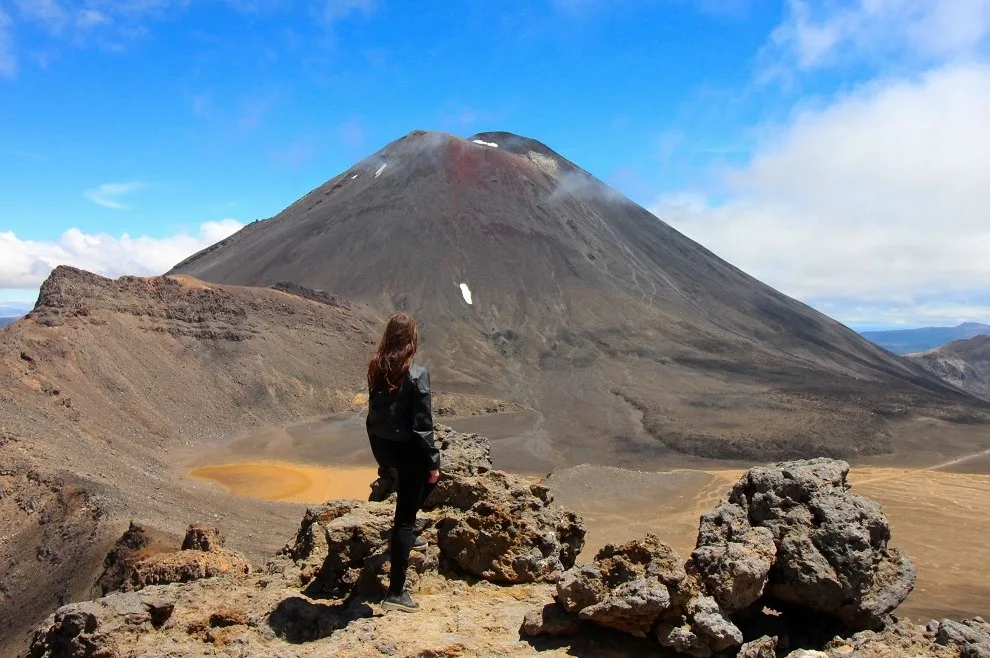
[170,130,985,467]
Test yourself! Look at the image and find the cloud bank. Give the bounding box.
[0,219,243,289]
[654,63,990,326]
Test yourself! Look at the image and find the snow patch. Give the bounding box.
[375,163,387,178]
[459,283,473,305]
[351,174,358,179]
[472,140,499,148]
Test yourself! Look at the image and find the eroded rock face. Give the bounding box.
[299,500,438,598]
[693,458,915,630]
[181,524,225,552]
[99,523,252,594]
[284,430,583,596]
[556,535,742,657]
[433,471,585,584]
[935,618,990,657]
[29,594,174,658]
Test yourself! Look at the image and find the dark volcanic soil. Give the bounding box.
[170,130,989,464]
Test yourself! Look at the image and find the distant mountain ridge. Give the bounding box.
[862,322,990,355]
[908,334,990,401]
[0,316,19,328]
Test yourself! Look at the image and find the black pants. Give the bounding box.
[369,435,436,595]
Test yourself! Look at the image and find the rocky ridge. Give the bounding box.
[28,429,990,658]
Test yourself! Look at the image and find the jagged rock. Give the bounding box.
[181,524,225,552]
[824,617,961,658]
[738,635,778,658]
[124,548,252,591]
[279,432,582,595]
[29,594,155,658]
[556,535,683,637]
[301,500,437,597]
[434,425,493,478]
[96,522,249,594]
[693,458,915,630]
[433,470,585,584]
[936,618,990,657]
[556,535,741,656]
[95,521,172,595]
[520,602,582,637]
[691,525,775,613]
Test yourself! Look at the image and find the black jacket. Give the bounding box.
[366,364,440,470]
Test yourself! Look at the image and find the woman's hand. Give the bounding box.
[428,469,440,484]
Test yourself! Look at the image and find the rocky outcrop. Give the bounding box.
[739,635,778,658]
[284,428,584,597]
[27,449,983,658]
[693,458,915,630]
[431,471,585,584]
[934,617,990,657]
[105,524,252,593]
[552,535,742,657]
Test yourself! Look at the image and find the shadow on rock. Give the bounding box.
[268,597,373,644]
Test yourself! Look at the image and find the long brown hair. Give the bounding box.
[368,312,419,393]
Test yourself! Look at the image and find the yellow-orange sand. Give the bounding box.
[189,462,378,503]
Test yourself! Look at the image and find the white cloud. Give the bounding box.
[766,0,990,73]
[0,220,243,289]
[653,64,990,326]
[83,181,145,210]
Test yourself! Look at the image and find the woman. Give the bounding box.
[366,312,441,613]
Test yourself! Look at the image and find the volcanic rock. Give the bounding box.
[556,534,742,656]
[739,635,778,658]
[181,524,225,551]
[119,526,251,592]
[520,602,583,638]
[431,470,585,584]
[693,458,916,630]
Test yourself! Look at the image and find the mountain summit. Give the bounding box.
[170,130,983,466]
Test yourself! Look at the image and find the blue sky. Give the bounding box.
[2,0,989,329]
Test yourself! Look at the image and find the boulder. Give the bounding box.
[935,618,990,657]
[123,548,252,591]
[556,535,742,657]
[433,471,585,583]
[29,594,166,658]
[693,458,915,630]
[520,602,583,638]
[98,523,251,593]
[433,425,493,478]
[292,500,437,598]
[181,524,225,552]
[738,635,778,658]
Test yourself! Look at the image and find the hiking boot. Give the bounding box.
[368,473,397,502]
[381,591,420,613]
[411,535,428,552]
